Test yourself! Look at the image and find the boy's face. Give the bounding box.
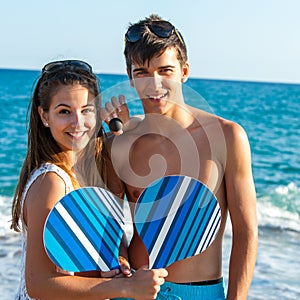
[128,47,189,114]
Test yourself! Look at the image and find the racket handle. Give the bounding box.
[109,118,123,135]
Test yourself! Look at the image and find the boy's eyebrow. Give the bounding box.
[132,65,176,73]
[132,67,146,73]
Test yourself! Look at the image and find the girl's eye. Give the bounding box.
[59,109,70,114]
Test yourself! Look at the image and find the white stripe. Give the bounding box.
[55,202,109,271]
[149,176,192,267]
[196,204,221,253]
[203,206,221,248]
[94,188,124,224]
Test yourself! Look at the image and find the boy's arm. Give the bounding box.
[224,122,258,300]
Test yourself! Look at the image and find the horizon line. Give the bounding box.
[0,66,299,86]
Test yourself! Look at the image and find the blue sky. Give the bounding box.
[1,0,300,83]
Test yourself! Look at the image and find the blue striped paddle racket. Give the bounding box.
[134,175,221,269]
[43,187,124,272]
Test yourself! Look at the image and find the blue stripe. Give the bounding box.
[66,190,121,252]
[154,179,200,267]
[83,188,124,241]
[198,205,221,251]
[143,178,178,251]
[64,191,122,269]
[70,188,123,269]
[134,176,221,269]
[177,186,212,259]
[190,198,218,253]
[44,226,79,271]
[162,181,203,266]
[89,188,123,221]
[62,194,107,251]
[45,209,97,271]
[44,187,124,272]
[136,176,183,254]
[136,177,172,249]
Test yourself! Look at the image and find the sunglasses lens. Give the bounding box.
[126,24,144,43]
[125,21,178,43]
[42,60,92,74]
[72,61,92,72]
[149,21,174,38]
[42,62,63,73]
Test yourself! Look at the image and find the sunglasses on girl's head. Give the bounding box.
[125,20,185,45]
[42,60,93,74]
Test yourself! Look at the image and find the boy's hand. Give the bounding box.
[100,95,130,135]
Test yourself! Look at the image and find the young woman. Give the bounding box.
[11,60,167,300]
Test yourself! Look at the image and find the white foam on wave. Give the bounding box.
[0,195,13,236]
[1,182,299,235]
[275,182,298,196]
[257,182,300,232]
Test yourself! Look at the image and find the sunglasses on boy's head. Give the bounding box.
[125,20,185,45]
[42,60,93,74]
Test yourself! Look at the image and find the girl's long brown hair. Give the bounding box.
[11,67,106,232]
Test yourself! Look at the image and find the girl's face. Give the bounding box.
[38,84,97,157]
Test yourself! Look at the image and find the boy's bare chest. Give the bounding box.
[118,134,223,201]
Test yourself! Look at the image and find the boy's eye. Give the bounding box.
[82,107,95,114]
[134,70,148,77]
[160,68,173,74]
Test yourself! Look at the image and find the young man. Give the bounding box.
[105,14,258,299]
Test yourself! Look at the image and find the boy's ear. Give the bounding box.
[127,68,134,87]
[181,62,190,83]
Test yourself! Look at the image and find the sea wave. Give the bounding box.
[1,182,299,236]
[257,182,300,232]
[0,196,13,236]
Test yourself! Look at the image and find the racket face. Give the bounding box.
[134,175,221,268]
[44,187,124,272]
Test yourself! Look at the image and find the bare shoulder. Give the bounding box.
[220,120,251,156]
[220,117,248,139]
[25,171,66,210]
[23,171,67,229]
[189,105,248,143]
[193,105,249,145]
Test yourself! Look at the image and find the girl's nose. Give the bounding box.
[70,112,83,127]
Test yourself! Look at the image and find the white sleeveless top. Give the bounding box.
[15,163,74,300]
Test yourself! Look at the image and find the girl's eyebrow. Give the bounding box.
[54,103,95,109]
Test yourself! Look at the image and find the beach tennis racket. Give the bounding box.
[134,175,221,269]
[43,187,124,272]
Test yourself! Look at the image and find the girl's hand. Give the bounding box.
[127,266,168,299]
[100,269,120,278]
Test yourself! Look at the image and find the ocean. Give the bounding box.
[0,69,299,299]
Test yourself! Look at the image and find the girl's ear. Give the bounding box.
[38,106,49,127]
[181,62,190,83]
